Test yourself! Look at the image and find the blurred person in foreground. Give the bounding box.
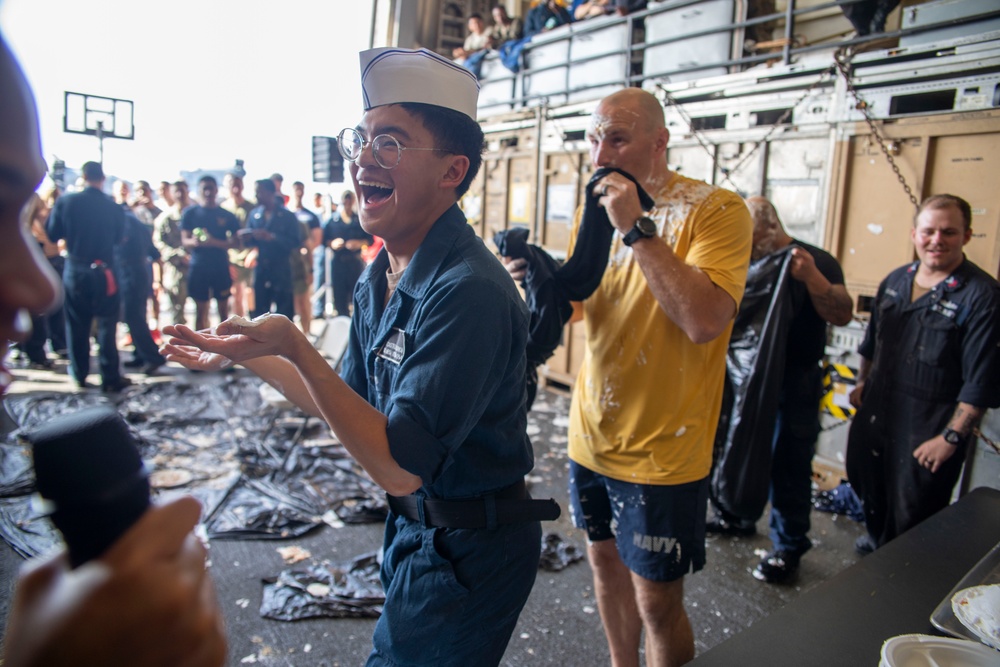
[164,47,554,666]
[504,88,752,665]
[846,194,1000,554]
[0,31,226,667]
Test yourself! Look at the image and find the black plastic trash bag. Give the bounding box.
[260,552,384,621]
[813,480,865,522]
[710,248,795,521]
[205,477,325,540]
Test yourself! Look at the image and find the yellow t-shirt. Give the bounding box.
[567,173,751,485]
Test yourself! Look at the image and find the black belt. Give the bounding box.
[387,480,561,529]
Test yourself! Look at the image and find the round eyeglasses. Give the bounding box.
[337,127,451,170]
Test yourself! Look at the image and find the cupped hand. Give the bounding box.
[161,340,235,372]
[164,314,303,365]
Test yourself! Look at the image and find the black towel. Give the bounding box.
[495,167,656,405]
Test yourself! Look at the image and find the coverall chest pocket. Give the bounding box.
[371,327,407,398]
[372,355,401,398]
[914,310,955,367]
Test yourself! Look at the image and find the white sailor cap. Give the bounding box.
[359,47,480,120]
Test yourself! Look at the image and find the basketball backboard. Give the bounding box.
[63,91,134,140]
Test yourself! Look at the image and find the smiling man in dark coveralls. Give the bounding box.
[846,194,1000,554]
[163,47,557,667]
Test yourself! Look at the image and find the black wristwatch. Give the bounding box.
[622,216,657,246]
[942,428,966,446]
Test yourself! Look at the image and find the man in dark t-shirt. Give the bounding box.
[708,196,854,583]
[181,176,240,330]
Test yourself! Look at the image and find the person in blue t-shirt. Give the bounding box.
[181,176,240,331]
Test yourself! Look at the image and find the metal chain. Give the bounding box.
[656,85,726,178]
[720,65,836,188]
[658,65,834,193]
[834,49,921,211]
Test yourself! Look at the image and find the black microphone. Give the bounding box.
[26,406,150,568]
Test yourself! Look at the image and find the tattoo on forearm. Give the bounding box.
[811,285,853,324]
[948,404,984,436]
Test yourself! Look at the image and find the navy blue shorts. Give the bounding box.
[569,460,708,582]
[187,261,232,302]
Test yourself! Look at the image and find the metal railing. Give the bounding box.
[476,0,1000,114]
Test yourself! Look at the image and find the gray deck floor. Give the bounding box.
[0,356,867,666]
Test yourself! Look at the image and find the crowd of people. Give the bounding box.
[11,163,375,390]
[1,16,998,667]
[452,1,647,78]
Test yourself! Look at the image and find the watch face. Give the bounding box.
[944,429,962,445]
[636,216,657,237]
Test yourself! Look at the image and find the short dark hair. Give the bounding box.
[292,181,304,189]
[269,172,283,182]
[81,161,104,182]
[256,178,276,194]
[198,175,217,186]
[917,194,972,231]
[469,12,483,20]
[399,102,484,198]
[171,180,188,190]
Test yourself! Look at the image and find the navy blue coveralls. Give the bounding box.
[323,210,372,317]
[846,258,1000,547]
[245,205,301,319]
[46,186,125,387]
[116,211,165,368]
[340,205,541,667]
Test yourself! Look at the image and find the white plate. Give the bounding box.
[880,634,998,667]
[953,585,1000,650]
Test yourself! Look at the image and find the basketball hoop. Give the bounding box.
[63,91,135,165]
